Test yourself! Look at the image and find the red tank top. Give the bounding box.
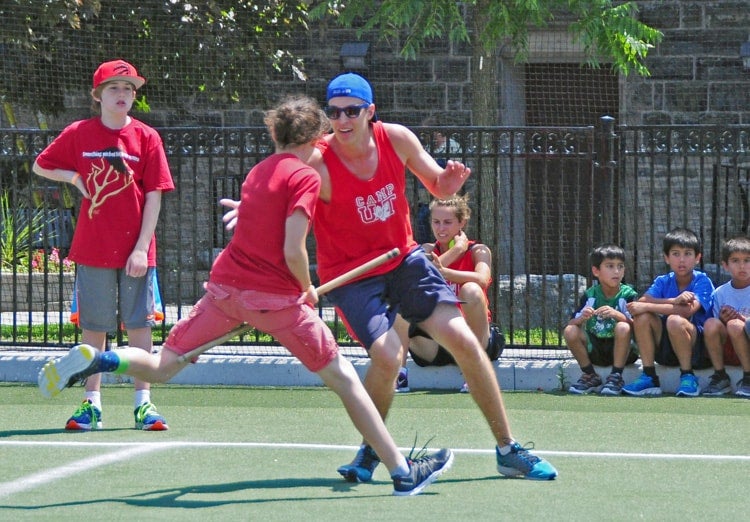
[314,121,416,283]
[433,240,492,321]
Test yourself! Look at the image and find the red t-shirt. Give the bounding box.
[35,117,174,268]
[313,121,416,284]
[209,153,320,295]
[433,240,492,321]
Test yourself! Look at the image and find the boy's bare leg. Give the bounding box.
[612,322,633,368]
[728,319,750,370]
[631,313,661,367]
[665,314,697,371]
[703,317,727,370]
[317,354,404,471]
[563,325,592,368]
[420,303,512,444]
[362,327,403,421]
[80,330,107,393]
[125,327,154,393]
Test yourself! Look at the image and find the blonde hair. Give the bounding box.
[429,193,471,223]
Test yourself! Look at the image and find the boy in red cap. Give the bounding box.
[33,60,174,431]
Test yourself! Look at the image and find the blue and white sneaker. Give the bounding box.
[38,344,100,399]
[392,448,454,496]
[337,444,381,482]
[735,377,750,398]
[496,442,558,480]
[622,373,662,396]
[395,367,410,393]
[675,373,700,397]
[134,402,169,431]
[65,399,102,431]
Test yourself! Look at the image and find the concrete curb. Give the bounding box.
[1,350,745,394]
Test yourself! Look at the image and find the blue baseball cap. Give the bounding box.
[326,73,373,104]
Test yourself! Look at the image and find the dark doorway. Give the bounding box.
[524,64,619,274]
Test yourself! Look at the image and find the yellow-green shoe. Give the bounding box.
[134,402,169,431]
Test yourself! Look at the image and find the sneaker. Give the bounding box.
[392,448,454,496]
[702,373,732,396]
[395,367,410,393]
[568,372,602,394]
[134,402,169,431]
[496,442,558,480]
[65,399,102,430]
[735,377,750,398]
[337,444,381,482]
[622,373,662,396]
[459,382,469,393]
[675,373,700,397]
[600,372,624,396]
[38,344,100,399]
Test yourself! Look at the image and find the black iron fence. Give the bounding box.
[2,121,750,359]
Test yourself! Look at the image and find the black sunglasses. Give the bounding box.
[325,103,369,120]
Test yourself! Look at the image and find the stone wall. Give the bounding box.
[7,1,747,130]
[623,1,750,125]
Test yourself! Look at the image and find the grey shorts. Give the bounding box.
[75,265,157,332]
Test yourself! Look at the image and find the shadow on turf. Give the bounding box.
[1,476,472,510]
[0,427,137,437]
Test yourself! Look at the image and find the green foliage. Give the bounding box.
[0,190,47,271]
[312,0,662,75]
[0,0,312,114]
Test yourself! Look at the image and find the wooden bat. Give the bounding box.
[176,247,401,363]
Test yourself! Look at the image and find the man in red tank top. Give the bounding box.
[306,73,558,483]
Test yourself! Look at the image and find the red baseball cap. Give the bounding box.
[92,60,146,90]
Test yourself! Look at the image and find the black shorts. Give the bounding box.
[409,323,505,367]
[587,335,639,367]
[654,317,711,369]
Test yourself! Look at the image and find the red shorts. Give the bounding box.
[722,339,742,366]
[164,282,338,373]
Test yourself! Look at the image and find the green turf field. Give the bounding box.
[1,383,748,521]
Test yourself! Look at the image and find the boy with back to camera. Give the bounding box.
[38,95,453,496]
[564,244,639,396]
[702,236,750,397]
[33,60,174,431]
[623,227,715,397]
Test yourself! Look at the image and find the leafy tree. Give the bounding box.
[311,0,663,125]
[0,0,311,116]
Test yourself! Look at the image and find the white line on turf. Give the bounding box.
[2,440,748,460]
[0,442,183,499]
[1,441,747,499]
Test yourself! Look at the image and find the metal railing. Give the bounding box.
[2,120,750,359]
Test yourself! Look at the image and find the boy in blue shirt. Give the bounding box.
[624,228,714,396]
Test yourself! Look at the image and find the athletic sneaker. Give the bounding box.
[38,344,100,399]
[395,367,410,393]
[622,373,662,396]
[599,372,624,396]
[702,373,731,396]
[675,373,700,397]
[392,448,454,496]
[735,376,750,398]
[568,372,602,394]
[496,442,558,480]
[65,399,102,430]
[134,402,169,431]
[337,444,381,482]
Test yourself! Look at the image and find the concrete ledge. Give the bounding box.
[1,350,746,394]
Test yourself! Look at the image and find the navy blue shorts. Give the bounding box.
[326,247,460,349]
